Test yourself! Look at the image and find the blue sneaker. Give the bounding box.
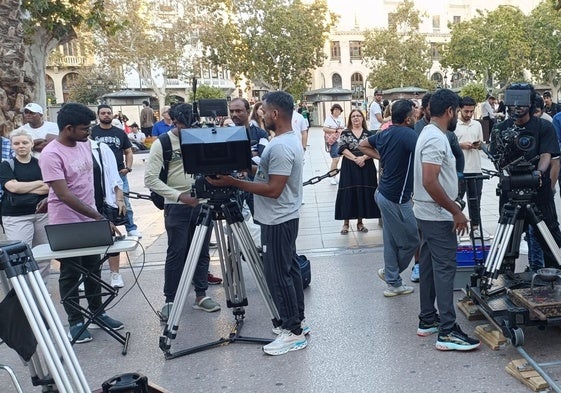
[90,313,124,331]
[68,323,92,344]
[436,324,480,351]
[411,264,420,283]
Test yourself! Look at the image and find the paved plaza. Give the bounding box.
[2,127,561,392]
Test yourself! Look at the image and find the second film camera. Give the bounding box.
[179,99,252,201]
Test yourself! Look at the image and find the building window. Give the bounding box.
[62,42,78,57]
[430,42,442,61]
[432,16,440,32]
[332,73,342,88]
[349,41,362,60]
[351,73,364,99]
[453,16,461,24]
[330,41,341,61]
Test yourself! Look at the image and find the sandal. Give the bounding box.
[340,224,349,235]
[357,223,368,233]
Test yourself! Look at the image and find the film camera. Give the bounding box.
[490,125,539,201]
[180,99,252,201]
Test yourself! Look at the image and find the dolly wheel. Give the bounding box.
[510,328,524,347]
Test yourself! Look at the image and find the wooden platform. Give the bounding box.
[509,286,561,321]
[474,324,506,350]
[457,297,485,321]
[505,359,549,392]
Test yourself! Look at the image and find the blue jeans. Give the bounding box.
[416,219,457,333]
[374,190,419,286]
[120,174,137,232]
[527,225,544,272]
[163,204,212,302]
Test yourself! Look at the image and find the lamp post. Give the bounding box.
[443,72,448,89]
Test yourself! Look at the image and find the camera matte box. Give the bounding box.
[180,126,252,175]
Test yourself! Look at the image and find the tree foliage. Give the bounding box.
[196,0,337,98]
[362,0,432,90]
[440,6,531,91]
[95,0,193,110]
[527,1,561,93]
[460,83,488,103]
[194,85,226,100]
[66,67,122,104]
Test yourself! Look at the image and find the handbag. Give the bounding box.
[324,131,339,146]
[102,202,128,226]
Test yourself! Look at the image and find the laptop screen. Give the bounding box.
[45,220,114,251]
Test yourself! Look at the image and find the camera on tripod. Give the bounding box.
[179,99,252,201]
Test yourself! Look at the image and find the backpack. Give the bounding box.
[150,133,173,210]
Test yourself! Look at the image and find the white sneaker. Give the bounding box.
[78,282,85,292]
[383,284,414,297]
[110,272,124,288]
[263,329,307,356]
[329,177,338,185]
[272,319,311,335]
[127,230,142,239]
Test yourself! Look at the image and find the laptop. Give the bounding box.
[45,220,114,251]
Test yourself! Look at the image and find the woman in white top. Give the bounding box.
[323,104,344,185]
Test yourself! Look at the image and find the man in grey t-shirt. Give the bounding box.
[413,89,480,352]
[207,91,307,356]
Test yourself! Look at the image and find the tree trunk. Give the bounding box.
[0,0,28,136]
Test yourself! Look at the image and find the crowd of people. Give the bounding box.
[3,83,561,357]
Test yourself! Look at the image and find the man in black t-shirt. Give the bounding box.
[492,84,561,268]
[359,99,419,297]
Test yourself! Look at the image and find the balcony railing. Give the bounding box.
[47,56,91,68]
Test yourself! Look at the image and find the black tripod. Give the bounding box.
[159,199,281,360]
[479,195,561,294]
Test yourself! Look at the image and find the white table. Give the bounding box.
[32,237,140,355]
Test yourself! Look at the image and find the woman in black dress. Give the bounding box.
[335,109,380,234]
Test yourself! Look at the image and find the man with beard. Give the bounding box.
[229,98,268,215]
[207,91,308,356]
[413,88,480,351]
[492,83,561,269]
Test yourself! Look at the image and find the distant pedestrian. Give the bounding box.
[140,100,155,137]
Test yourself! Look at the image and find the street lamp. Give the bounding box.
[443,72,448,89]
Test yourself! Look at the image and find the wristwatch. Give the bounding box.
[125,167,132,173]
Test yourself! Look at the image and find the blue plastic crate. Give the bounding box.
[456,245,490,267]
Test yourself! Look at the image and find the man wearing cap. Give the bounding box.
[152,106,174,137]
[21,103,59,157]
[369,90,384,132]
[543,91,559,118]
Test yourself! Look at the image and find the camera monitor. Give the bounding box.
[198,99,229,118]
[180,126,252,175]
[504,89,531,107]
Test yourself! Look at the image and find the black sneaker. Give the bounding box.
[436,324,480,351]
[417,320,439,337]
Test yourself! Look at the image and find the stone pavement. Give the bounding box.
[2,127,561,392]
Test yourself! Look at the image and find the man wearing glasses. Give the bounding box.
[21,103,59,157]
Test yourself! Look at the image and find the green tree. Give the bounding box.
[362,0,432,90]
[195,85,227,100]
[96,0,193,111]
[196,0,337,98]
[527,1,561,94]
[460,83,488,103]
[66,67,122,104]
[441,6,531,92]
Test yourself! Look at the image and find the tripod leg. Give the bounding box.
[160,206,213,353]
[225,216,281,324]
[527,204,561,267]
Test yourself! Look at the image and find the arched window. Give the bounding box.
[332,73,342,88]
[351,73,364,98]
